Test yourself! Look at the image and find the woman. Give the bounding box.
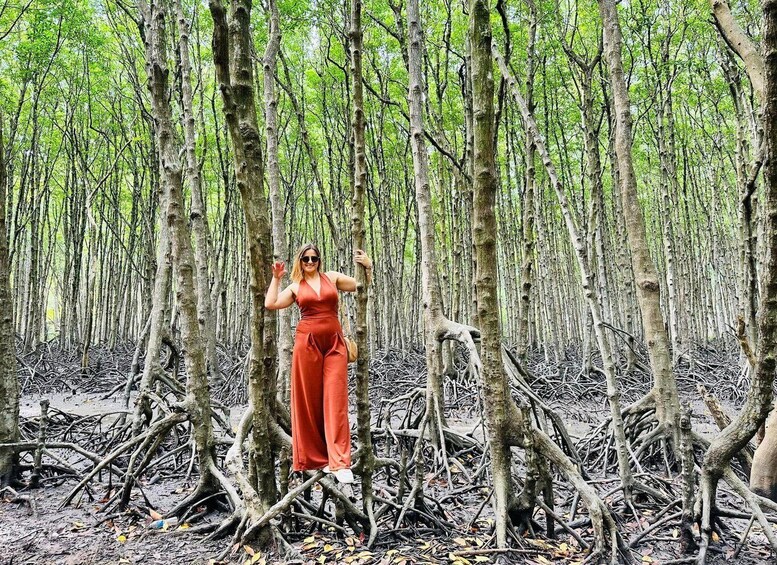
[265,243,373,483]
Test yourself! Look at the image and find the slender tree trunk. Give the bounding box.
[349,0,378,542]
[712,0,765,100]
[407,0,446,448]
[494,45,634,504]
[516,0,537,361]
[0,117,19,486]
[210,0,278,524]
[173,0,220,387]
[697,1,777,559]
[599,0,681,443]
[402,0,481,454]
[719,47,761,361]
[470,0,515,547]
[139,0,217,495]
[263,0,292,400]
[747,0,777,510]
[656,78,683,364]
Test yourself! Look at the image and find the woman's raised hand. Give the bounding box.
[271,261,287,280]
[354,249,373,270]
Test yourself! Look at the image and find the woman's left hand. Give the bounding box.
[354,249,373,270]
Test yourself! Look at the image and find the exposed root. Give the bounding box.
[1,485,38,516]
[61,412,188,508]
[532,430,630,564]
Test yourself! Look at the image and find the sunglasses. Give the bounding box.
[301,256,320,264]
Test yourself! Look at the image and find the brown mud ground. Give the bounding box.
[1,341,773,564]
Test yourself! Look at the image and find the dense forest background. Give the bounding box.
[0,0,752,356]
[2,0,777,563]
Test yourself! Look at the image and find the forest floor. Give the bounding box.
[1,340,773,565]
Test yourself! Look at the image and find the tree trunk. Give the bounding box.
[470,0,516,547]
[722,53,759,352]
[173,0,220,387]
[209,0,278,525]
[407,0,446,449]
[695,1,777,559]
[516,0,537,361]
[403,0,481,454]
[711,0,765,100]
[747,0,777,509]
[349,0,377,542]
[0,117,19,486]
[494,45,634,503]
[599,0,681,443]
[139,0,217,495]
[263,0,292,401]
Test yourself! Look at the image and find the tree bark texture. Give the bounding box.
[173,0,220,387]
[263,0,292,401]
[516,0,537,361]
[349,0,377,539]
[470,0,515,547]
[407,0,447,447]
[748,0,777,505]
[599,0,681,442]
[0,117,19,486]
[139,0,216,490]
[209,0,278,516]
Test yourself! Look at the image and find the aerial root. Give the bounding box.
[61,412,188,508]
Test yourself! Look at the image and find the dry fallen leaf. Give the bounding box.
[526,539,551,550]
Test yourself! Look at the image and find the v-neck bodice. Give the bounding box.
[296,273,339,320]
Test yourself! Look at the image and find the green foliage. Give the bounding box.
[0,0,758,347]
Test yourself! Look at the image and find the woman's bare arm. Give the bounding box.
[265,282,296,310]
[328,271,357,292]
[328,248,373,292]
[265,261,296,309]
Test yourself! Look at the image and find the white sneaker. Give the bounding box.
[334,468,354,484]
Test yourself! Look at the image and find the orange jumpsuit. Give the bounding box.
[291,273,352,472]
